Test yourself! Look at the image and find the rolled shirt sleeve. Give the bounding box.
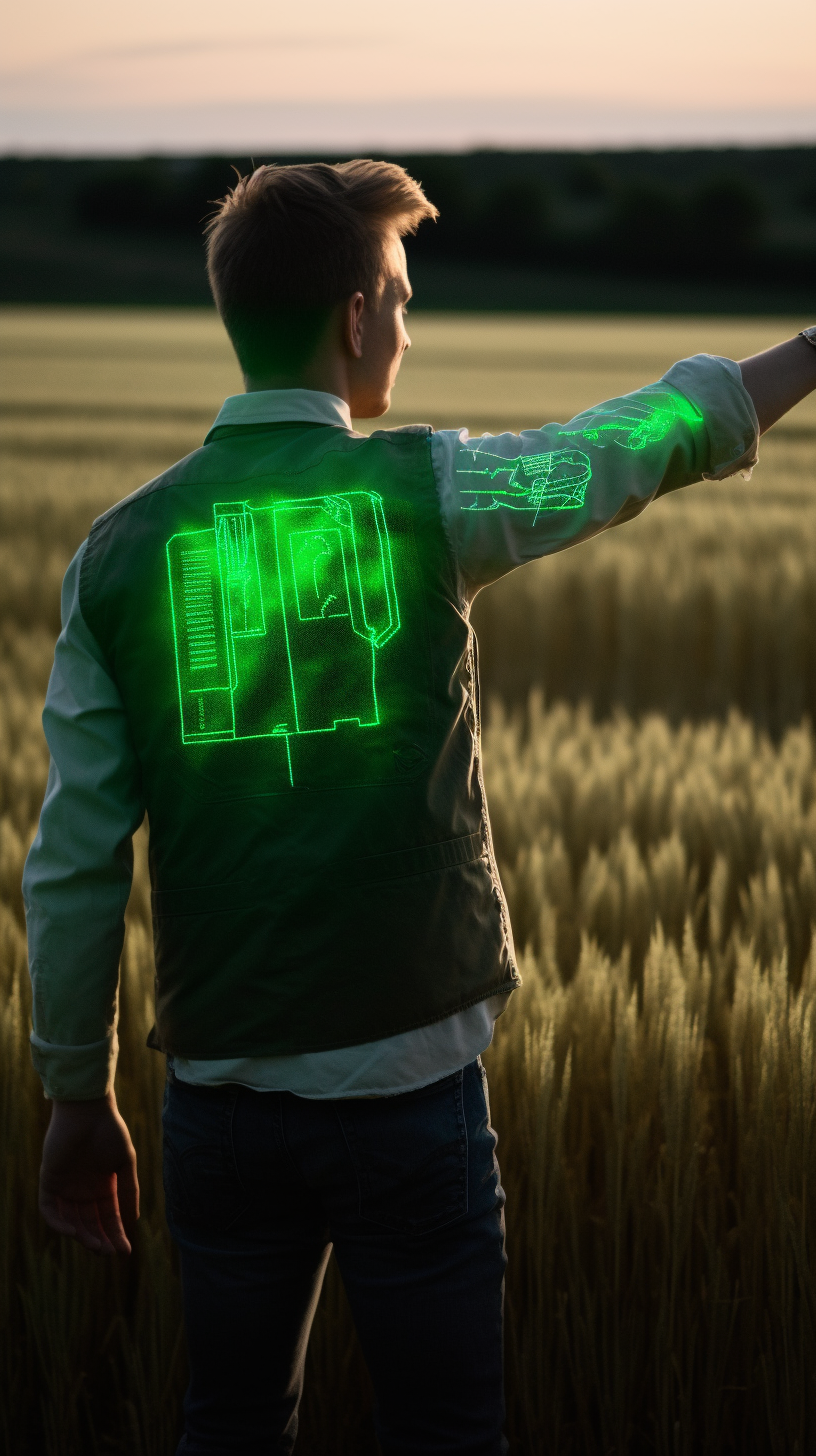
[431,353,759,592]
[22,541,145,1100]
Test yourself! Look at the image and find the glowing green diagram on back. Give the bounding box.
[557,389,703,451]
[458,448,592,516]
[167,491,400,781]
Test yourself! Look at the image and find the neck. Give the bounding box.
[243,314,351,403]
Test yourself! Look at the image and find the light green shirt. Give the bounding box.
[23,358,758,1099]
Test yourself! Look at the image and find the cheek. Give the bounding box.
[393,319,409,363]
[365,312,406,390]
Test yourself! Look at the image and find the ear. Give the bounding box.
[344,292,365,360]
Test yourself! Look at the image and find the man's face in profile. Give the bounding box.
[349,231,413,418]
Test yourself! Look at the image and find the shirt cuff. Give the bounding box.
[661,354,759,481]
[30,1028,118,1100]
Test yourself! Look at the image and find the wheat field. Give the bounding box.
[2,309,816,1454]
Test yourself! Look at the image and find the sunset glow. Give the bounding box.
[2,2,816,159]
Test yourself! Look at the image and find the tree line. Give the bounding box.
[2,148,814,304]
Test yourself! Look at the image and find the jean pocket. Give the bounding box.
[162,1081,249,1234]
[336,1070,468,1235]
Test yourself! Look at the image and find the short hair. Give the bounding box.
[206,160,437,377]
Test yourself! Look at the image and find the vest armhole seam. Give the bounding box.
[425,431,468,611]
[77,520,116,667]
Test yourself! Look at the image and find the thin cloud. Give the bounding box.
[1,34,388,81]
[92,35,386,60]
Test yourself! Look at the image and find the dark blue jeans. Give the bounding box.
[162,1059,507,1455]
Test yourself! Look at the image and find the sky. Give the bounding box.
[2,0,816,154]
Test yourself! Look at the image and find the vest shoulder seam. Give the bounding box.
[90,430,436,546]
[89,447,209,534]
[369,423,434,438]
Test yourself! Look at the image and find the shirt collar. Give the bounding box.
[205,388,352,441]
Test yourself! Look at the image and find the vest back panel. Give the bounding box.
[79,423,518,1056]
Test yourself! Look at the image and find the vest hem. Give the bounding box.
[146,973,521,1059]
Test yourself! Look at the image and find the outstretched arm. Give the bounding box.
[739,331,816,435]
[433,352,759,591]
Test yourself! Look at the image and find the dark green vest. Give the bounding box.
[79,420,519,1057]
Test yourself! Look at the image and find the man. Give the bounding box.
[23,159,816,1454]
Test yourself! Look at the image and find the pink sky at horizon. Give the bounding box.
[3,0,816,152]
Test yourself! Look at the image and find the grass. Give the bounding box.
[2,308,816,1452]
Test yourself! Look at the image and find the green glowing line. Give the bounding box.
[167,490,402,784]
[557,389,703,452]
[215,506,266,642]
[458,448,592,514]
[456,391,702,516]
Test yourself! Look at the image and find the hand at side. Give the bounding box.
[39,1090,139,1255]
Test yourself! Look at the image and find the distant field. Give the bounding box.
[5,305,816,431]
[3,309,816,1453]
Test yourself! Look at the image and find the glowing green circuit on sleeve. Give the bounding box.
[557,388,703,451]
[457,448,592,515]
[456,389,703,518]
[167,491,400,782]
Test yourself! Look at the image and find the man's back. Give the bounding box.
[77,413,515,1058]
